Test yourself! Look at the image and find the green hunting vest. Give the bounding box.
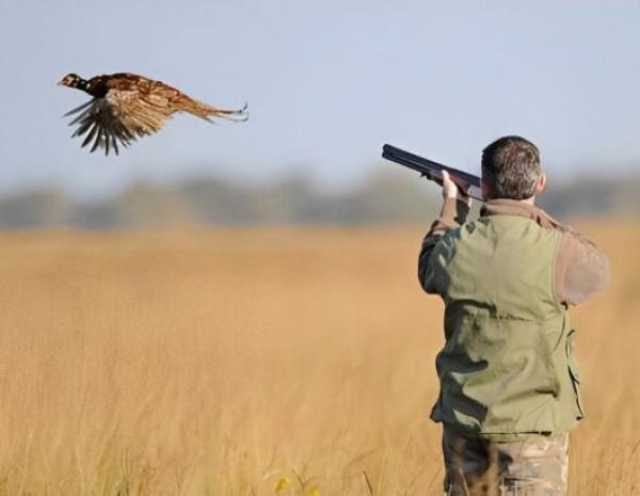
[424,214,584,437]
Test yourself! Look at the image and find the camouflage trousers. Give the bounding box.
[442,426,569,495]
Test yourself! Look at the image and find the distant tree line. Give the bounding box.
[0,166,637,229]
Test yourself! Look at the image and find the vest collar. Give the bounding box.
[481,199,537,218]
[481,199,562,229]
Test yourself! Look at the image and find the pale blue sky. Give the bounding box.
[0,1,639,198]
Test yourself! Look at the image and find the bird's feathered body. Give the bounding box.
[58,72,248,155]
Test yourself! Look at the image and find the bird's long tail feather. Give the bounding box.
[178,96,249,123]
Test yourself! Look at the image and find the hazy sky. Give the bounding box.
[1,1,639,198]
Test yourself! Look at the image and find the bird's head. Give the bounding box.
[57,73,85,89]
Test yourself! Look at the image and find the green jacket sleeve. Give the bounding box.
[418,198,470,294]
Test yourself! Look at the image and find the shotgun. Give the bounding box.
[382,144,483,201]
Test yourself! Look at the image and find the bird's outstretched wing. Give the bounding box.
[65,88,174,156]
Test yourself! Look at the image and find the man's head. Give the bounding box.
[481,136,545,201]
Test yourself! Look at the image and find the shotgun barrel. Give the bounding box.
[382,144,483,201]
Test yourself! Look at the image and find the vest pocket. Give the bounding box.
[566,329,585,419]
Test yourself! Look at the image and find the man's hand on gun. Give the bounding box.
[441,170,472,207]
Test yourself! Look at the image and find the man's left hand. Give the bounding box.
[442,171,472,207]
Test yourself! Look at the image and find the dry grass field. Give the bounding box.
[0,223,637,495]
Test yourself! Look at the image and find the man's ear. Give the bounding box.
[481,180,491,200]
[535,173,547,196]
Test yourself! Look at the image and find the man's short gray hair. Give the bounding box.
[481,136,542,200]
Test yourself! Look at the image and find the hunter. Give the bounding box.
[418,136,610,495]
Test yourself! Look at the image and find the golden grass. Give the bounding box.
[0,224,637,495]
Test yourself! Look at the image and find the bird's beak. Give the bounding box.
[56,80,64,86]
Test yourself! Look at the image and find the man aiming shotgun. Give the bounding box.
[388,136,610,494]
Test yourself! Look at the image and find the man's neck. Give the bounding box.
[487,196,536,206]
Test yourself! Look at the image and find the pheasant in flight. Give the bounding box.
[58,72,248,155]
